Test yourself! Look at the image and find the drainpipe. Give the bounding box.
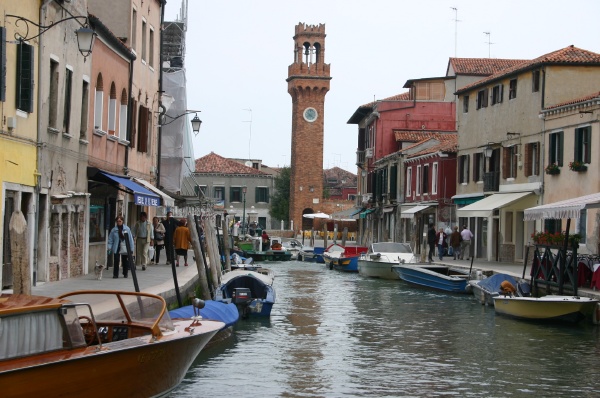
[156,1,166,189]
[125,58,134,175]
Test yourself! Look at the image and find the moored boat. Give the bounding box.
[393,264,470,293]
[469,273,524,306]
[215,270,276,318]
[0,290,224,398]
[321,243,346,270]
[358,242,417,279]
[492,295,599,323]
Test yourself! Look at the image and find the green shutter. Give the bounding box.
[585,128,591,163]
[0,27,6,102]
[16,41,34,113]
[558,132,563,166]
[574,129,581,162]
[265,187,269,203]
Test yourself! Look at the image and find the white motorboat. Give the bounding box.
[358,242,417,280]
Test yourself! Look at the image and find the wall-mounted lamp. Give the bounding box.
[580,110,593,118]
[483,144,494,158]
[506,132,521,139]
[6,14,96,59]
[159,110,203,135]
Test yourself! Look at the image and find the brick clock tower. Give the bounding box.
[287,23,331,232]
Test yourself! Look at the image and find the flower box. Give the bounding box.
[545,168,560,175]
[569,161,587,172]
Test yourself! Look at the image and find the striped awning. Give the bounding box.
[524,192,600,220]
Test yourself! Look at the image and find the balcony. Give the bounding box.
[483,171,500,192]
[356,150,365,166]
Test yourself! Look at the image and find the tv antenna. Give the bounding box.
[483,32,494,58]
[450,7,460,57]
[243,108,252,160]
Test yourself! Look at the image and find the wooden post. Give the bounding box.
[203,218,221,290]
[222,219,231,272]
[187,214,211,300]
[9,210,31,295]
[341,227,348,247]
[323,223,328,248]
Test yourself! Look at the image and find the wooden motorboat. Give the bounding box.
[468,273,528,306]
[0,290,224,398]
[215,270,276,318]
[322,244,368,272]
[393,264,471,293]
[357,242,417,279]
[321,243,345,270]
[492,294,600,323]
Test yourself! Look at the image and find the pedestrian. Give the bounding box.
[173,219,192,267]
[152,216,166,264]
[107,215,134,278]
[261,230,270,251]
[460,225,474,260]
[436,227,447,261]
[427,223,436,263]
[132,211,153,271]
[449,226,461,260]
[162,211,178,265]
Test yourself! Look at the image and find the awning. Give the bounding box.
[95,171,160,207]
[524,192,600,221]
[457,192,532,218]
[452,193,485,206]
[133,178,175,207]
[359,208,376,219]
[383,205,396,213]
[400,205,431,219]
[350,207,364,217]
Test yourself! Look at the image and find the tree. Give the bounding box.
[269,166,290,223]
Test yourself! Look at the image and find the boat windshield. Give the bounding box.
[371,242,412,254]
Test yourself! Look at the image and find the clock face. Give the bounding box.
[303,107,318,122]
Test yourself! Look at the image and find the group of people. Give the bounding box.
[107,211,193,278]
[427,224,473,263]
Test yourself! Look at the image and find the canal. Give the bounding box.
[169,260,600,397]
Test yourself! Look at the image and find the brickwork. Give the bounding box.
[287,23,331,231]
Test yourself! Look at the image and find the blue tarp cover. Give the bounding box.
[169,300,239,328]
[476,273,518,294]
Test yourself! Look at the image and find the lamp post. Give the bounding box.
[241,186,247,236]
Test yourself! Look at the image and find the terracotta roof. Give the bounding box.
[359,91,411,108]
[456,45,600,94]
[194,152,265,175]
[448,58,528,76]
[544,91,600,110]
[394,130,456,142]
[323,167,357,188]
[405,135,459,158]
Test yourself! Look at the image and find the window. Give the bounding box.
[108,82,117,136]
[256,187,269,203]
[524,142,540,177]
[16,41,34,113]
[532,70,540,93]
[544,219,561,235]
[462,95,469,113]
[80,79,89,138]
[505,212,513,242]
[0,27,6,101]
[476,88,488,109]
[194,185,207,197]
[137,105,149,152]
[578,209,587,244]
[63,68,72,134]
[141,20,147,63]
[48,60,59,129]
[94,74,103,130]
[431,163,438,194]
[149,28,154,68]
[422,165,429,194]
[119,89,127,140]
[89,199,106,243]
[549,131,563,166]
[416,166,421,196]
[258,217,267,229]
[491,84,503,105]
[131,9,137,52]
[474,153,484,182]
[509,78,517,99]
[406,167,412,197]
[230,186,243,202]
[574,126,591,163]
[459,155,470,183]
[502,146,518,179]
[213,186,225,200]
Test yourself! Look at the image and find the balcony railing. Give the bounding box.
[483,171,500,192]
[356,150,365,166]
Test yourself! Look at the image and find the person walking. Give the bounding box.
[132,211,153,271]
[173,219,192,267]
[162,211,178,265]
[436,228,447,261]
[449,226,462,260]
[460,225,474,260]
[107,215,135,278]
[427,223,436,263]
[152,216,166,264]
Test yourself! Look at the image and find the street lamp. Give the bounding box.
[159,110,203,134]
[484,144,494,158]
[241,186,247,236]
[6,14,96,59]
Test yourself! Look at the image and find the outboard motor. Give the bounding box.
[232,288,253,318]
[517,282,531,297]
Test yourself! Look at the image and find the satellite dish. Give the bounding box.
[245,161,253,167]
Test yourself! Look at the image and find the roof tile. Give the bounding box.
[449,58,528,76]
[194,152,266,175]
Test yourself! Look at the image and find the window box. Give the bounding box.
[569,161,587,172]
[545,163,560,175]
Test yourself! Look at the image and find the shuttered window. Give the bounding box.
[137,106,149,152]
[574,126,591,163]
[256,187,269,203]
[63,68,73,134]
[16,41,34,113]
[230,186,242,202]
[0,27,7,102]
[549,131,563,166]
[502,146,518,179]
[129,99,137,144]
[524,142,540,177]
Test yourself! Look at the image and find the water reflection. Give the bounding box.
[169,261,600,397]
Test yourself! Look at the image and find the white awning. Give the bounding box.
[400,205,431,219]
[133,178,175,207]
[457,192,532,218]
[524,192,600,221]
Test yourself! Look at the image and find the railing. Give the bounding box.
[530,244,578,295]
[483,171,500,192]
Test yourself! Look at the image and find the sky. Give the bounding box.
[164,0,600,173]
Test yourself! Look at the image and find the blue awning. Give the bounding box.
[359,208,376,219]
[99,171,160,207]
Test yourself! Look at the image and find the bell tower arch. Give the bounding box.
[287,23,331,232]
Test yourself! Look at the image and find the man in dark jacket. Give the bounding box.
[162,211,178,265]
[427,223,436,263]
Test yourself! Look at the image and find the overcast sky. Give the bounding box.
[164,0,600,172]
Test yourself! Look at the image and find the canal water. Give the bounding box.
[169,261,600,397]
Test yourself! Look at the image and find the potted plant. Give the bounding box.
[545,163,560,175]
[531,231,582,248]
[569,160,587,172]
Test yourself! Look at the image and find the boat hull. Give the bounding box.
[492,295,599,323]
[358,259,400,280]
[0,319,222,398]
[393,265,469,293]
[333,256,359,272]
